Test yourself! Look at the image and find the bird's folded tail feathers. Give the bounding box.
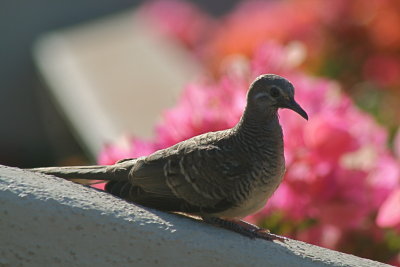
[28,164,129,181]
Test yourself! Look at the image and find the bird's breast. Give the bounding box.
[212,170,285,219]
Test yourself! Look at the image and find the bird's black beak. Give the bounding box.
[285,98,308,120]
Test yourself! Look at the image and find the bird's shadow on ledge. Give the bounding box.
[127,200,289,244]
[83,182,292,247]
[86,184,205,227]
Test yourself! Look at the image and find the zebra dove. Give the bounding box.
[30,74,308,241]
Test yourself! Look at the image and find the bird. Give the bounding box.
[29,74,308,241]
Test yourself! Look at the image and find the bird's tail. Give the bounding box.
[28,161,134,181]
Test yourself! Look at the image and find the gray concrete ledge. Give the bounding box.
[0,165,391,267]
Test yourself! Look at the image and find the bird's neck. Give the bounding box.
[232,107,283,144]
[237,107,279,130]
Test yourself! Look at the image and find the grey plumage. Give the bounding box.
[30,74,308,240]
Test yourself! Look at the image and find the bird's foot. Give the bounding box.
[250,228,287,242]
[202,216,287,242]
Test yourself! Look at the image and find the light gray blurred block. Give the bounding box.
[33,10,201,158]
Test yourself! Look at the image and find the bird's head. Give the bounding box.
[247,74,308,120]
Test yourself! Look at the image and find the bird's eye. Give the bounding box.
[270,87,280,98]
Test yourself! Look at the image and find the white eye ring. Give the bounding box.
[254,92,269,100]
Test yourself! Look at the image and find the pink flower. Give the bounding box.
[376,188,400,231]
[96,138,156,190]
[91,183,106,190]
[155,76,247,147]
[303,113,359,162]
[367,154,400,209]
[98,137,156,165]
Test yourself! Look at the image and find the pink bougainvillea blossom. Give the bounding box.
[376,188,400,230]
[98,136,156,165]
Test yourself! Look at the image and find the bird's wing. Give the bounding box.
[130,135,249,213]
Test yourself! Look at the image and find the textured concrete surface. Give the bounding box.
[0,165,392,267]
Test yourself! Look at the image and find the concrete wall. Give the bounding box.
[0,165,391,267]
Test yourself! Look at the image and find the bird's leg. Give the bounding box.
[201,216,287,242]
[234,219,287,242]
[202,216,255,238]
